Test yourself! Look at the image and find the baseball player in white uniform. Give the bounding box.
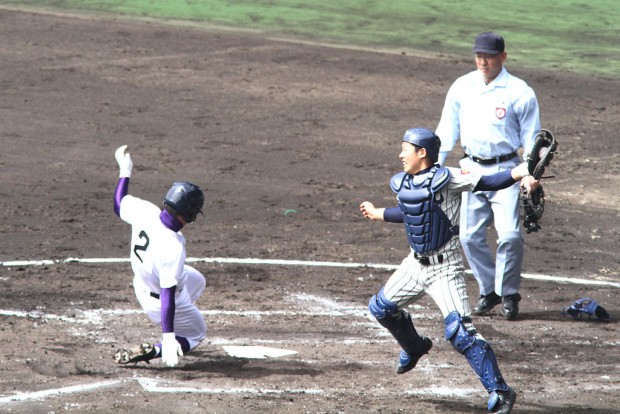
[435,32,541,320]
[361,128,537,414]
[113,145,207,367]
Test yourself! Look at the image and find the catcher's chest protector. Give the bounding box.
[391,166,456,254]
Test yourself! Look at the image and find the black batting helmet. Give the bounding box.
[164,181,205,223]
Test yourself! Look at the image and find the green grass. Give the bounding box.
[2,0,619,78]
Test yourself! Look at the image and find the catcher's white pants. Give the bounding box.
[133,265,207,349]
[382,250,471,319]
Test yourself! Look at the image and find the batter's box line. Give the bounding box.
[0,377,325,404]
[0,375,491,405]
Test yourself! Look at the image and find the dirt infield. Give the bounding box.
[1,8,619,414]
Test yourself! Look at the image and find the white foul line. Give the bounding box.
[1,256,619,288]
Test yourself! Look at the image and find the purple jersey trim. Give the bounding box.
[114,177,129,216]
[383,207,404,223]
[159,209,184,232]
[177,336,191,353]
[474,170,516,192]
[160,286,176,333]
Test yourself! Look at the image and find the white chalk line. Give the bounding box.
[0,380,122,403]
[0,375,484,404]
[2,256,619,288]
[0,377,484,404]
[0,378,325,403]
[5,372,620,405]
[135,377,324,395]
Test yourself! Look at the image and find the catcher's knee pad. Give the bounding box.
[368,288,398,320]
[444,311,508,393]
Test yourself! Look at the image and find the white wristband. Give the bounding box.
[513,162,530,178]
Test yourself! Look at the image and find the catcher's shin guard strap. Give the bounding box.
[369,291,425,356]
[444,311,509,393]
[378,310,426,356]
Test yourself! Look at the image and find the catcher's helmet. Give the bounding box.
[402,128,441,162]
[164,181,204,223]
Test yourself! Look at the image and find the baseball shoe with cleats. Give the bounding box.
[396,336,433,374]
[473,292,502,315]
[488,387,517,414]
[114,342,158,365]
[501,294,522,321]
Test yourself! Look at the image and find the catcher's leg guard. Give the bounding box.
[444,311,509,395]
[369,288,431,374]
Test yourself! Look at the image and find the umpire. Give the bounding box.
[435,32,541,320]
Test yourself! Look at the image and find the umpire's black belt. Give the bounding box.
[414,252,444,266]
[465,151,518,165]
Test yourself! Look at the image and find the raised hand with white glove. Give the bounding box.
[115,145,133,178]
[161,332,184,367]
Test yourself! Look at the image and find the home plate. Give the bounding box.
[222,345,298,359]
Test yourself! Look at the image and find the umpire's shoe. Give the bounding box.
[489,387,516,414]
[396,336,433,374]
[472,292,502,315]
[501,294,522,321]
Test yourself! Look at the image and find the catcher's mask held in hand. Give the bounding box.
[527,129,557,180]
[562,298,612,322]
[522,129,558,233]
[522,186,544,233]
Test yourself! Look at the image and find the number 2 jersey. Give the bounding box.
[119,195,187,295]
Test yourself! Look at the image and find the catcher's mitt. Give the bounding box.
[527,129,558,180]
[562,298,612,322]
[522,185,545,233]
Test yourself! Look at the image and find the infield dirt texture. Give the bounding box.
[1,7,619,414]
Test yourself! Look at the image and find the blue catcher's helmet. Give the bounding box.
[164,181,205,223]
[402,128,441,163]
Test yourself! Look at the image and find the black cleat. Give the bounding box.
[473,292,502,315]
[114,342,158,365]
[396,336,433,374]
[489,387,517,414]
[501,294,522,321]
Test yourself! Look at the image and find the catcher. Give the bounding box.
[361,128,540,414]
[522,129,558,233]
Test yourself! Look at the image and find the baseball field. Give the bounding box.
[1,2,619,413]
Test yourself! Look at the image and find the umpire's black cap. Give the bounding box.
[472,32,505,54]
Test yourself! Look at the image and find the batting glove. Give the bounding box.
[115,145,133,178]
[161,332,183,367]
